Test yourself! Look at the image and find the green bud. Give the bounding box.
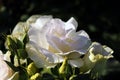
[5,35,24,50]
[5,35,17,51]
[27,62,38,76]
[30,73,41,80]
[15,38,24,49]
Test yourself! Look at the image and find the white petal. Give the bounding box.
[66,17,78,30]
[0,55,14,80]
[68,58,84,67]
[26,43,56,68]
[47,19,66,37]
[77,30,90,39]
[27,15,47,24]
[58,50,83,58]
[28,24,49,49]
[31,15,53,29]
[39,48,64,63]
[46,34,71,53]
[66,30,91,53]
[103,46,114,55]
[4,51,11,62]
[26,42,63,68]
[67,51,83,59]
[90,42,113,56]
[12,22,27,41]
[90,42,102,54]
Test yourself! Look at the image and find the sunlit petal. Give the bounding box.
[66,17,78,31]
[26,43,56,68]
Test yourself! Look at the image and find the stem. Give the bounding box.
[59,57,68,74]
[59,57,68,80]
[72,67,76,75]
[15,50,21,66]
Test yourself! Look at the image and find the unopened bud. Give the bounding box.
[27,62,38,76]
[30,73,41,80]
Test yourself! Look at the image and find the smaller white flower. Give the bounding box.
[0,50,19,80]
[89,42,113,57]
[12,22,28,41]
[80,42,113,73]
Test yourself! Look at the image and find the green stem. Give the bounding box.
[59,57,68,80]
[15,50,21,66]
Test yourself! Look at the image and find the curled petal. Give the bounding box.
[67,51,83,59]
[27,15,47,24]
[90,42,113,56]
[103,45,114,55]
[12,22,27,41]
[68,58,84,67]
[58,50,84,59]
[66,17,78,31]
[31,15,53,29]
[26,42,63,68]
[46,34,70,53]
[46,19,66,37]
[66,30,91,53]
[26,43,55,68]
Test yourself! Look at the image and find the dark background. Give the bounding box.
[0,0,120,80]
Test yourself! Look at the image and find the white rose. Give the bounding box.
[0,51,19,80]
[80,42,113,73]
[11,15,39,41]
[26,15,91,68]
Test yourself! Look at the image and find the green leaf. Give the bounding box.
[23,33,29,45]
[15,38,24,49]
[17,49,28,59]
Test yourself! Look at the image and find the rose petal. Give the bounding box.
[67,51,83,59]
[66,30,91,53]
[66,17,78,31]
[68,58,84,67]
[46,34,71,53]
[31,15,53,29]
[47,19,66,37]
[28,24,50,49]
[103,45,114,55]
[90,42,112,56]
[12,22,27,41]
[39,48,64,63]
[58,50,83,58]
[26,43,56,68]
[26,42,63,68]
[3,51,11,62]
[0,51,14,80]
[27,15,47,24]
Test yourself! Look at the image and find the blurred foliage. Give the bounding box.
[0,0,120,80]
